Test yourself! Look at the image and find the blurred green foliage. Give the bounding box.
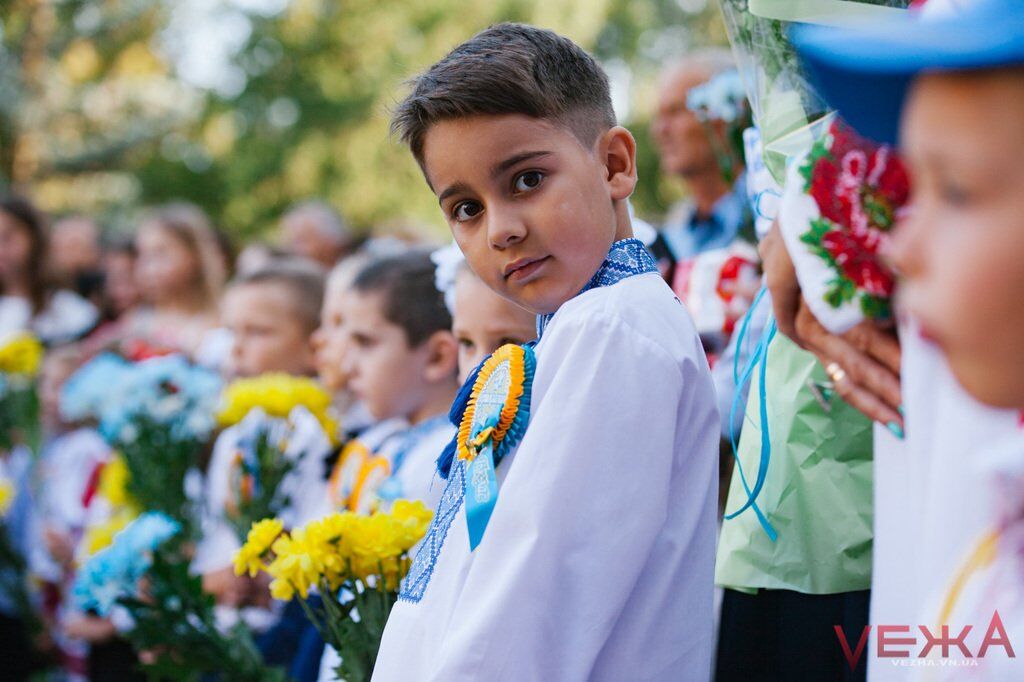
[1,0,727,240]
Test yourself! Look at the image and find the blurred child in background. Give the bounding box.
[0,196,98,346]
[100,239,141,324]
[35,347,113,679]
[122,203,227,365]
[316,250,458,680]
[195,260,328,581]
[451,260,536,382]
[192,259,330,681]
[325,251,458,515]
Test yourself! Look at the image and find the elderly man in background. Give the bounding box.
[652,50,750,262]
[278,201,354,270]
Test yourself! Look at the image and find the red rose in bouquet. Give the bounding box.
[799,120,910,319]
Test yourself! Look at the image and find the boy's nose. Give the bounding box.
[886,203,925,278]
[486,212,527,250]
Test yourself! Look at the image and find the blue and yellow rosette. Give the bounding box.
[457,344,535,550]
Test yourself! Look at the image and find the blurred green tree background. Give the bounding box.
[1,0,727,240]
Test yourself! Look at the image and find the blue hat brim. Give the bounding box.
[791,10,1024,145]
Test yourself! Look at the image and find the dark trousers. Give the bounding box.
[88,637,145,681]
[257,596,326,681]
[0,613,35,680]
[715,588,870,682]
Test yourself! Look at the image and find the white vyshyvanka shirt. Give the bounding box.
[193,406,332,574]
[373,259,720,681]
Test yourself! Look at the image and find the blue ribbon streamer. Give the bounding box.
[724,287,778,541]
[465,441,499,550]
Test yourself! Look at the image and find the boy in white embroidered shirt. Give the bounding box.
[373,23,720,681]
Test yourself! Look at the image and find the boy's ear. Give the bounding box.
[421,330,459,384]
[601,126,638,202]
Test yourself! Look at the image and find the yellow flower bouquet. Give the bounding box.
[234,500,432,681]
[0,332,43,453]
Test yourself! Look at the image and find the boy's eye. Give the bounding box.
[457,337,474,350]
[452,201,483,222]
[513,171,544,194]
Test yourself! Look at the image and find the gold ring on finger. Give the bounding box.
[825,361,847,384]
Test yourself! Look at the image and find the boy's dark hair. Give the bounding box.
[231,259,326,333]
[391,23,616,164]
[351,251,452,347]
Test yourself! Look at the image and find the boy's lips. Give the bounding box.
[504,256,550,282]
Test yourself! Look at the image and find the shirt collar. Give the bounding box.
[536,237,658,339]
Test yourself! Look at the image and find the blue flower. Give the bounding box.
[687,69,748,123]
[72,512,181,616]
[60,353,222,443]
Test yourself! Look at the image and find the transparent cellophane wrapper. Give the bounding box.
[718,0,911,183]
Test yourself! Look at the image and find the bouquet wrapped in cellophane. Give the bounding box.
[0,332,43,454]
[216,373,338,542]
[61,353,222,537]
[73,512,287,681]
[717,0,912,182]
[234,500,433,682]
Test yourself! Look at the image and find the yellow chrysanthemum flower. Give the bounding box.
[254,500,433,602]
[266,526,329,599]
[217,374,337,437]
[0,332,43,376]
[82,509,136,556]
[97,456,132,508]
[234,518,284,577]
[0,480,14,516]
[390,500,433,552]
[269,577,295,601]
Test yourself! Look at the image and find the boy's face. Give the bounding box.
[889,70,1024,409]
[338,289,432,421]
[223,282,316,378]
[312,277,350,393]
[452,271,537,383]
[421,114,636,315]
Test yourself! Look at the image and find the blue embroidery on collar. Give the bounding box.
[398,459,466,603]
[536,238,657,338]
[402,238,656,604]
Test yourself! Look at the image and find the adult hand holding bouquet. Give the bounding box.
[234,500,433,682]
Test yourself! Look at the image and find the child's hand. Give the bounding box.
[244,571,273,609]
[43,527,75,568]
[64,615,117,643]
[202,567,246,606]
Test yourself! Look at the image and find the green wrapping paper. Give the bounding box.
[716,333,873,594]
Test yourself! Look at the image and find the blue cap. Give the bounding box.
[791,0,1024,144]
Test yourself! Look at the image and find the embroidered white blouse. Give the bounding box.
[372,272,720,682]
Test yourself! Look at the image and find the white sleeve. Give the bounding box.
[430,312,684,680]
[191,431,240,574]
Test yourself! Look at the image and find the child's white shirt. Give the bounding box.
[373,272,720,682]
[192,406,332,574]
[379,415,454,512]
